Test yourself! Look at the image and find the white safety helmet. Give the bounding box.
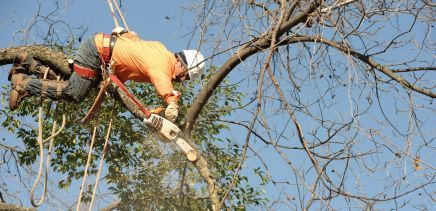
[111,26,128,35]
[176,50,205,80]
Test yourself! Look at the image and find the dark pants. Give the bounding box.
[25,35,102,102]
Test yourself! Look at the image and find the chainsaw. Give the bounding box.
[82,70,197,162]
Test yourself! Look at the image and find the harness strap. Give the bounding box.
[81,34,117,124]
[109,74,151,118]
[41,79,49,98]
[73,33,116,79]
[73,63,98,79]
[102,34,111,64]
[56,81,63,98]
[101,34,117,65]
[81,77,111,125]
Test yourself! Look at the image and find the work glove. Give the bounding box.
[149,107,165,115]
[165,101,179,123]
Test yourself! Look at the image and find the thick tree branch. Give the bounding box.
[0,202,36,211]
[0,46,70,76]
[185,0,323,133]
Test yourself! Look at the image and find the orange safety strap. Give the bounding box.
[109,74,151,118]
[73,63,98,78]
[41,79,49,98]
[56,81,63,98]
[101,34,112,65]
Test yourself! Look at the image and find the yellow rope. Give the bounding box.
[30,112,65,207]
[43,115,66,144]
[107,0,120,28]
[112,0,130,31]
[29,107,46,207]
[30,68,65,207]
[106,0,130,31]
[76,126,98,211]
[89,118,113,210]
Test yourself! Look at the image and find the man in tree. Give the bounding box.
[8,28,205,122]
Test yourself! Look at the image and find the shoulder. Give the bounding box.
[118,32,141,41]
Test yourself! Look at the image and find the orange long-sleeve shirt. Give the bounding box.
[95,32,180,103]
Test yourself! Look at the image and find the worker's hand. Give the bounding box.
[165,101,179,123]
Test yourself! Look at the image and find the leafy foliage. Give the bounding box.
[1,64,267,210]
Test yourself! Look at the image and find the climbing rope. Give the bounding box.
[89,118,113,210]
[29,107,48,207]
[76,126,97,211]
[75,117,114,210]
[107,0,130,31]
[106,0,120,28]
[30,68,66,207]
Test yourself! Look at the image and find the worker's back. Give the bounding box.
[95,32,177,83]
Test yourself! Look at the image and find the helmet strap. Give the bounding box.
[175,53,188,70]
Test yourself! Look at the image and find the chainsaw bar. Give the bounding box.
[144,114,197,162]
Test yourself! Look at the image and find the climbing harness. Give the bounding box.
[72,63,99,79]
[82,0,124,124]
[81,34,116,125]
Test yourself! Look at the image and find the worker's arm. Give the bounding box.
[148,68,180,103]
[148,68,180,122]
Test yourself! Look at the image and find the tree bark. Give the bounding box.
[0,202,36,211]
[0,46,70,76]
